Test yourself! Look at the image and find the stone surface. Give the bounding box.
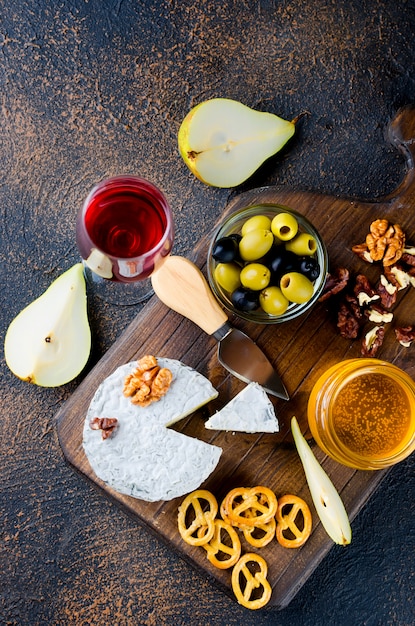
[1,1,414,624]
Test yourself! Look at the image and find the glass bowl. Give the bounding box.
[207,204,328,324]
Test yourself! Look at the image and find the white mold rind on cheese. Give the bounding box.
[83,359,221,502]
[204,382,279,433]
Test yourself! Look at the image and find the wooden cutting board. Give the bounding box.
[56,105,415,609]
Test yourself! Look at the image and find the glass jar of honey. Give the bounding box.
[307,359,415,470]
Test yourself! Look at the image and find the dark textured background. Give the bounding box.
[1,1,414,624]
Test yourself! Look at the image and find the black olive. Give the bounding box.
[266,247,299,282]
[212,236,240,263]
[231,286,260,312]
[298,256,320,281]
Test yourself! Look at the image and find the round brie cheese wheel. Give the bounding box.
[83,359,221,502]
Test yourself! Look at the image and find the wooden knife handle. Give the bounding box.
[151,256,228,336]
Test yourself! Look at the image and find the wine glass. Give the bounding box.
[76,175,174,305]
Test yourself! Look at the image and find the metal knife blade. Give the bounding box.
[214,323,289,400]
[151,256,289,400]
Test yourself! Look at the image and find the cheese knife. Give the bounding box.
[151,256,289,400]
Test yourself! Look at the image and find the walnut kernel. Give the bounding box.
[354,219,406,267]
[123,355,173,407]
[395,326,415,347]
[361,326,385,357]
[90,417,118,439]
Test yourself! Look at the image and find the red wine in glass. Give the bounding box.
[76,176,174,304]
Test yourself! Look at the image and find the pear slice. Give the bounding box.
[178,98,296,187]
[85,248,113,279]
[291,416,352,546]
[4,263,91,387]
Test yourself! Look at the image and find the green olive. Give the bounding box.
[240,263,271,291]
[285,232,317,255]
[214,262,241,293]
[271,213,298,241]
[239,229,274,261]
[259,286,289,315]
[241,214,272,236]
[280,272,314,304]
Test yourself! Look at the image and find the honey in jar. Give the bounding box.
[307,359,415,470]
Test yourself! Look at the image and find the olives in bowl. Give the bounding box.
[207,204,328,323]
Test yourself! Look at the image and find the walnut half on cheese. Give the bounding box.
[205,383,279,434]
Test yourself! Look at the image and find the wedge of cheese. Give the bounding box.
[205,382,279,433]
[83,359,221,502]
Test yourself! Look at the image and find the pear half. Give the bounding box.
[178,98,296,187]
[5,263,91,387]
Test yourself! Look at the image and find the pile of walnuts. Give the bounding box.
[319,219,415,355]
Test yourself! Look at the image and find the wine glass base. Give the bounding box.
[83,264,154,306]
